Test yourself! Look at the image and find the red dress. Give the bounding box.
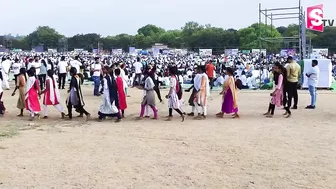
[43,77,60,105]
[116,76,127,110]
[25,77,41,112]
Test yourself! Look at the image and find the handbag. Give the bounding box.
[70,88,79,106]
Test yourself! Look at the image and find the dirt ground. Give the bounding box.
[0,85,335,189]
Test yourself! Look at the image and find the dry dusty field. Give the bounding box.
[0,84,336,189]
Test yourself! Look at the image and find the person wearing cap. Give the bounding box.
[285,56,301,109]
[305,60,319,109]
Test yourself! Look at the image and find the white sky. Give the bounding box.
[1,0,334,37]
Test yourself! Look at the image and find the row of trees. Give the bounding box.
[3,21,336,54]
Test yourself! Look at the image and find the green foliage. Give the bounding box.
[25,26,63,49]
[238,23,282,52]
[3,22,336,53]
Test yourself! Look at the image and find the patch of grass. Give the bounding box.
[0,123,20,139]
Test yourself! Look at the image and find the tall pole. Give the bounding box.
[259,3,262,51]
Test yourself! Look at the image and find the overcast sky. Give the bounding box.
[1,0,334,37]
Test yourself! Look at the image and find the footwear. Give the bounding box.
[232,114,240,119]
[263,112,270,116]
[266,115,273,118]
[181,115,185,122]
[86,114,91,121]
[193,115,203,120]
[187,112,194,116]
[216,112,223,118]
[305,105,315,109]
[291,106,298,109]
[61,112,65,119]
[42,116,48,119]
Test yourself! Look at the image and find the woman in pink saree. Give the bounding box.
[25,68,41,121]
[216,67,239,118]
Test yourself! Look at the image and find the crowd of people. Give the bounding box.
[0,51,327,121]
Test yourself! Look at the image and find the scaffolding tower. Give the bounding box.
[258,0,310,59]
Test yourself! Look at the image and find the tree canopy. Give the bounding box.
[3,22,336,54]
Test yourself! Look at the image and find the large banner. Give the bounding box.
[280,49,296,56]
[33,46,44,53]
[48,49,57,54]
[129,47,136,54]
[112,48,122,55]
[0,46,7,52]
[92,49,99,54]
[199,49,212,56]
[312,48,328,56]
[251,49,260,53]
[224,49,239,55]
[242,50,250,54]
[74,49,84,53]
[152,47,160,56]
[252,49,267,55]
[260,49,267,55]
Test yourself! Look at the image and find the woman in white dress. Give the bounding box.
[98,66,121,122]
[165,66,185,122]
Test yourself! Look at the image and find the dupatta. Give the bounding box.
[223,76,238,109]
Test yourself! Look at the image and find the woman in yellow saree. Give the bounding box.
[216,67,239,118]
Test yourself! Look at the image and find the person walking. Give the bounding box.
[264,63,291,118]
[206,60,215,90]
[132,57,143,87]
[40,70,65,119]
[285,56,301,109]
[305,60,320,109]
[38,59,47,90]
[91,57,102,96]
[66,67,90,121]
[58,56,68,89]
[25,68,41,121]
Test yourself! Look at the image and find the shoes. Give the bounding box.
[305,105,316,109]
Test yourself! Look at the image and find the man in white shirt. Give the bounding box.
[132,57,143,87]
[33,56,41,76]
[58,56,68,89]
[0,57,11,90]
[70,56,82,74]
[305,60,320,109]
[91,57,102,96]
[12,59,22,85]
